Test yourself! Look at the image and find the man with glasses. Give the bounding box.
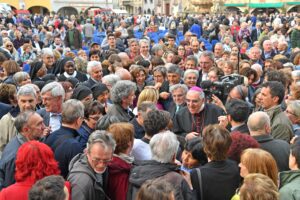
[38,82,65,133]
[68,130,116,200]
[196,51,215,86]
[168,84,188,120]
[45,99,85,178]
[173,86,224,140]
[285,100,300,136]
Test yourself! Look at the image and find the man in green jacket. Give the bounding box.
[279,141,300,199]
[261,81,294,142]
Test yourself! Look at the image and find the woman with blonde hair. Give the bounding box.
[3,41,20,62]
[239,148,278,186]
[133,87,162,115]
[240,173,279,200]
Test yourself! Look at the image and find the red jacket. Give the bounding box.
[107,156,132,200]
[0,179,72,200]
[0,179,34,200]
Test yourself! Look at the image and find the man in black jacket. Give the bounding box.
[45,99,84,178]
[173,86,224,139]
[248,111,290,171]
[225,99,250,134]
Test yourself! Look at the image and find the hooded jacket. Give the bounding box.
[127,160,194,200]
[107,155,132,200]
[67,153,109,200]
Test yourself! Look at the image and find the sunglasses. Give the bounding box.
[6,45,12,47]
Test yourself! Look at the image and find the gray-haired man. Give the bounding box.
[68,130,116,200]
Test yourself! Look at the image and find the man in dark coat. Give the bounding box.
[104,80,136,123]
[130,102,156,139]
[173,87,224,139]
[83,61,103,88]
[248,111,290,172]
[45,99,84,178]
[0,111,45,189]
[225,99,250,134]
[168,84,188,120]
[64,21,82,50]
[128,131,195,200]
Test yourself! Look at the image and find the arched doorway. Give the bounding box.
[57,7,78,17]
[251,8,280,15]
[287,5,300,13]
[28,6,49,15]
[224,7,241,14]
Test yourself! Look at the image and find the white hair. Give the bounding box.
[183,69,199,80]
[42,48,54,57]
[41,82,65,100]
[150,130,179,163]
[87,61,102,74]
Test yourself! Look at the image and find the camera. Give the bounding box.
[200,74,244,103]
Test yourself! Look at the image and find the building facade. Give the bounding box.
[2,0,116,16]
[183,0,300,14]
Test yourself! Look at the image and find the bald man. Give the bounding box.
[248,111,289,171]
[118,52,131,69]
[115,68,132,80]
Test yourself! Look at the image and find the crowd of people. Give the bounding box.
[0,9,300,200]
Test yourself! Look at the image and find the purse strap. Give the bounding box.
[196,168,204,200]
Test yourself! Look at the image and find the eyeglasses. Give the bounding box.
[90,157,112,165]
[89,116,101,121]
[199,62,211,65]
[6,45,12,47]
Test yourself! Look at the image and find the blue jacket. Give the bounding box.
[0,103,12,119]
[77,122,93,149]
[45,126,83,178]
[0,134,27,189]
[190,24,202,39]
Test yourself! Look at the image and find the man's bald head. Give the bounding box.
[247,111,271,135]
[115,68,132,80]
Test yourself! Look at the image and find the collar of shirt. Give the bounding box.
[50,112,62,117]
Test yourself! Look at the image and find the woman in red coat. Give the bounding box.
[0,141,62,200]
[107,122,135,200]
